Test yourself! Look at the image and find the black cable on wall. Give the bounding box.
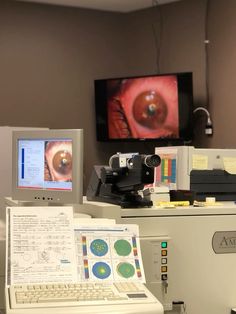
[204,0,211,109]
[151,0,163,74]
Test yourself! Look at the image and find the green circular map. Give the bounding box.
[114,239,132,256]
[90,239,108,257]
[117,262,135,278]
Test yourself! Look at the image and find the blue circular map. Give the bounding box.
[92,262,111,279]
[90,239,108,256]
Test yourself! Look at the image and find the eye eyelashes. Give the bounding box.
[108,98,132,138]
[108,76,179,139]
[44,142,72,182]
[109,90,169,137]
[44,159,51,181]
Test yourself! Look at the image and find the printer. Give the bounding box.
[155,146,236,201]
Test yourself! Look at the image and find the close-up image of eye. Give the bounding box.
[132,90,168,129]
[107,76,179,139]
[44,141,72,182]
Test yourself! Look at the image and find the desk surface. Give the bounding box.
[120,202,236,217]
[83,199,236,217]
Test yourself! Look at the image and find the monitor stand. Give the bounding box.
[4,197,91,219]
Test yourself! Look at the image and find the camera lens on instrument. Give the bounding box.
[143,154,161,168]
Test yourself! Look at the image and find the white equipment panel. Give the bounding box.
[81,199,236,314]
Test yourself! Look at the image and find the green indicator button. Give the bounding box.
[161,242,167,248]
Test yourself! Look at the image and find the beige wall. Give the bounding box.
[0,0,236,190]
[207,0,236,148]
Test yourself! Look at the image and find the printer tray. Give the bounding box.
[190,169,236,201]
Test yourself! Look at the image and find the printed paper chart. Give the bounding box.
[75,226,145,283]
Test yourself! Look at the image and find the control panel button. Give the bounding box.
[161,274,168,281]
[161,266,167,273]
[161,241,168,249]
[161,250,167,256]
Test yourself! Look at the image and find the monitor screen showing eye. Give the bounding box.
[94,72,193,143]
[12,129,83,204]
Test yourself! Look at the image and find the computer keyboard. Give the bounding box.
[9,282,152,309]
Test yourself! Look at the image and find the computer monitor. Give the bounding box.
[12,129,83,204]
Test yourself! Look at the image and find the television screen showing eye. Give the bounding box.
[94,72,193,143]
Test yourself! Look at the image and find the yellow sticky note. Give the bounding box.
[192,154,208,169]
[223,157,236,174]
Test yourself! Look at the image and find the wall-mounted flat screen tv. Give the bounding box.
[94,72,194,142]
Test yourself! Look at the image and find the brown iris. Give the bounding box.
[132,90,168,129]
[52,150,72,175]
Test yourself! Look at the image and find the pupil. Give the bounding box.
[52,150,72,175]
[133,90,168,129]
[147,103,157,116]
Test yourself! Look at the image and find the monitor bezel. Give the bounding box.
[94,72,194,143]
[12,129,83,204]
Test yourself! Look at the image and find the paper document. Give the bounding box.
[8,206,77,285]
[7,206,145,286]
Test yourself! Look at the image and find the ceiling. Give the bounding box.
[15,0,182,13]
